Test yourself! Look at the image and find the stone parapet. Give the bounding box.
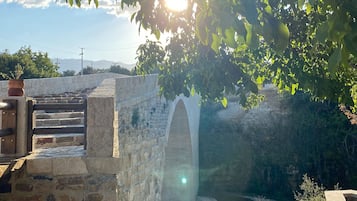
[0,73,126,97]
[325,190,357,201]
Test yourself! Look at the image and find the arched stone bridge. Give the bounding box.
[0,74,200,201]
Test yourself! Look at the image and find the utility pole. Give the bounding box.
[80,48,84,75]
[55,58,60,67]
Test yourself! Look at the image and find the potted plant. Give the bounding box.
[0,64,25,96]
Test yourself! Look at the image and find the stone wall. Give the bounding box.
[115,75,169,201]
[0,73,127,97]
[5,156,118,201]
[0,74,201,201]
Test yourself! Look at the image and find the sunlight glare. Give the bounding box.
[181,177,187,184]
[165,0,188,12]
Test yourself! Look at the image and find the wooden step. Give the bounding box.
[36,111,84,119]
[33,134,84,149]
[36,117,83,127]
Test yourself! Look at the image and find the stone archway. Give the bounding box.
[162,100,195,201]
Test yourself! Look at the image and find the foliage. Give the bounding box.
[199,92,357,200]
[0,47,60,79]
[294,174,326,201]
[62,70,76,77]
[70,0,357,112]
[80,66,98,75]
[109,64,131,75]
[0,63,23,80]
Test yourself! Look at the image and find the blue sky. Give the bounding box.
[0,1,151,64]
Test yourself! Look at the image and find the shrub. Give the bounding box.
[294,174,325,201]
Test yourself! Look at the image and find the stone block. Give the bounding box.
[102,193,118,201]
[15,183,33,192]
[56,176,85,191]
[36,138,53,145]
[13,195,42,201]
[86,126,115,157]
[32,179,54,193]
[26,158,52,174]
[53,157,88,176]
[85,157,121,174]
[86,193,103,201]
[56,137,74,143]
[58,195,70,201]
[86,175,117,192]
[87,97,115,127]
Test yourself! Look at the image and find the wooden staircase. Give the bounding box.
[31,88,93,149]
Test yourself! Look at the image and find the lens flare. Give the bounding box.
[165,0,188,12]
[181,177,187,184]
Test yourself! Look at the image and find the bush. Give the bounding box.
[294,174,325,201]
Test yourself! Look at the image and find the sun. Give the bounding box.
[165,0,188,12]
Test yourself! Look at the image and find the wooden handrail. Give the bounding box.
[33,127,85,135]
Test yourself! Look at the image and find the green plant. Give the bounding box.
[294,174,326,201]
[0,64,23,80]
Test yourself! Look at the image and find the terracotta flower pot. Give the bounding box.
[8,79,25,96]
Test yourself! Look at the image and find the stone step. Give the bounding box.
[33,134,85,149]
[35,117,84,127]
[34,96,85,104]
[36,111,84,119]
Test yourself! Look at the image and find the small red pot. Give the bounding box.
[8,79,25,96]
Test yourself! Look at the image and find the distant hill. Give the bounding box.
[52,58,135,73]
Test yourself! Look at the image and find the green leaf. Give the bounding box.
[306,3,312,15]
[344,34,357,56]
[241,0,258,24]
[256,76,265,89]
[224,27,237,48]
[298,0,304,10]
[94,0,99,7]
[264,4,272,15]
[153,29,161,40]
[75,0,81,7]
[196,11,209,45]
[250,26,259,49]
[68,0,74,6]
[316,22,328,43]
[130,12,136,22]
[275,22,290,52]
[256,76,264,85]
[211,34,220,53]
[291,83,299,95]
[328,47,342,74]
[244,22,252,45]
[262,21,273,43]
[221,97,228,108]
[190,86,196,97]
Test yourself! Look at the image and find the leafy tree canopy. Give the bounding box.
[62,70,76,77]
[71,0,357,112]
[109,64,131,75]
[0,47,60,79]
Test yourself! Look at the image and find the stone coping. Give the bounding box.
[20,146,122,176]
[26,146,85,159]
[325,190,357,201]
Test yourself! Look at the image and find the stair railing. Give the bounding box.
[27,100,87,151]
